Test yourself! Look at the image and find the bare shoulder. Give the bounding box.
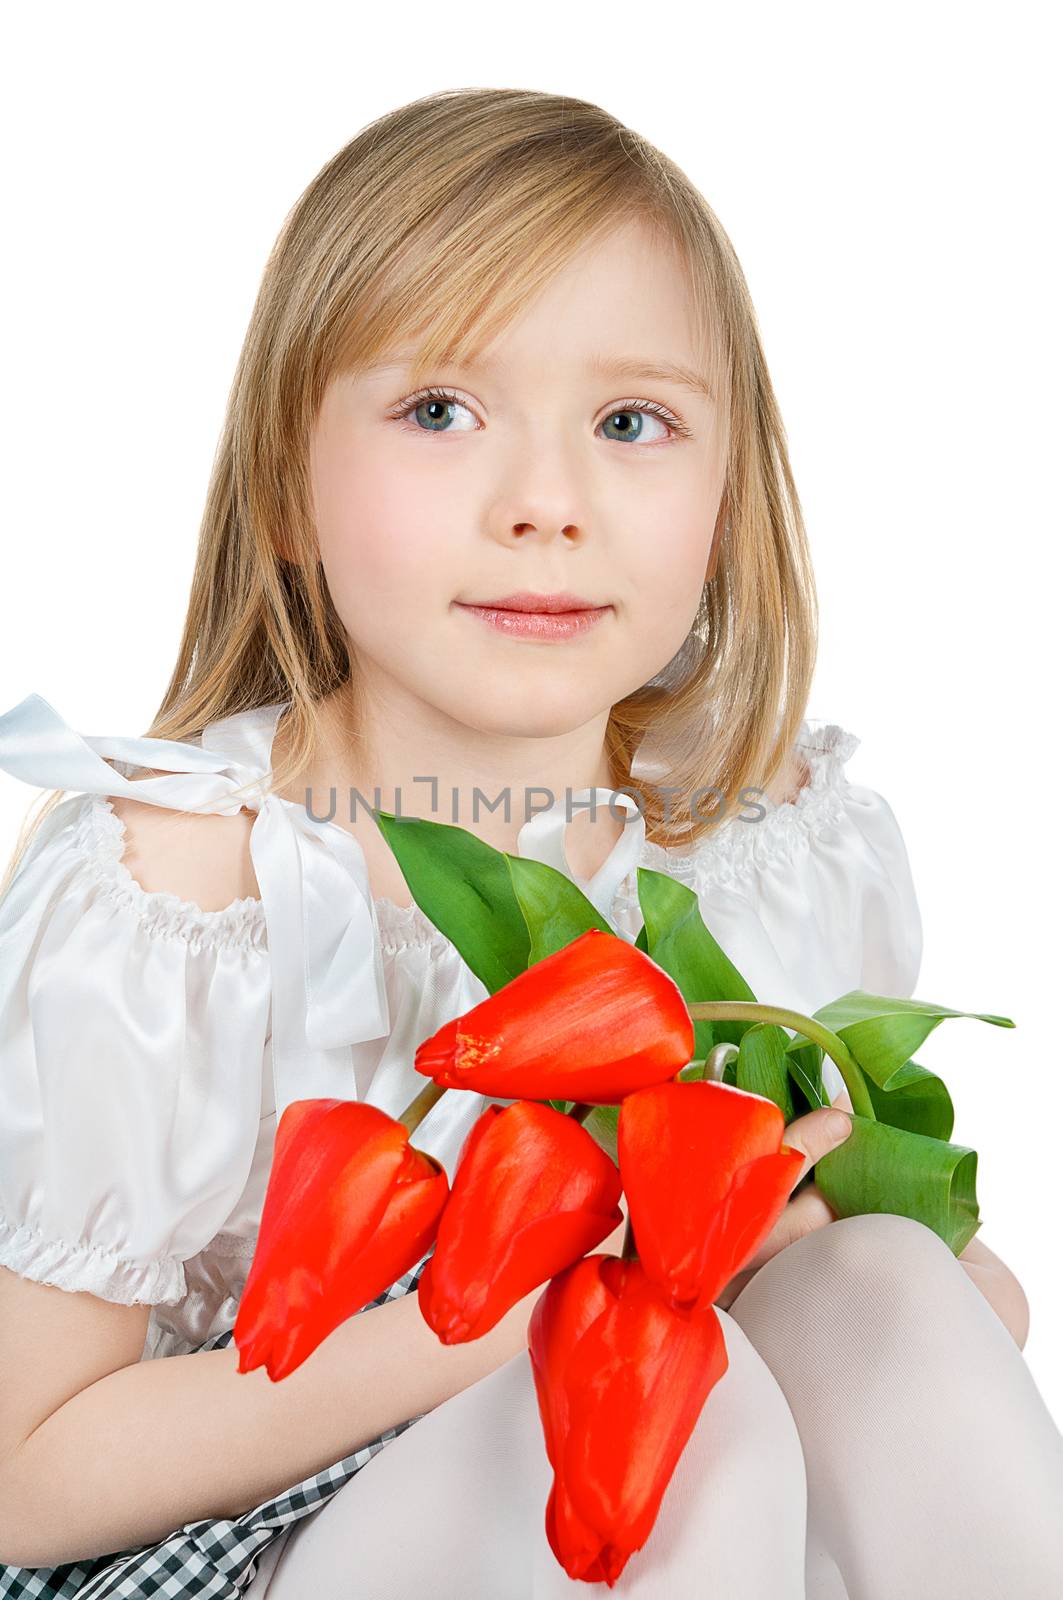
[108,767,260,912]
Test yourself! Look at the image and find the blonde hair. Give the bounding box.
[3,85,817,898]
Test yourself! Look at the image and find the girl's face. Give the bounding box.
[310,218,727,745]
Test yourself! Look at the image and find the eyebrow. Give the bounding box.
[365,351,714,401]
[585,355,714,401]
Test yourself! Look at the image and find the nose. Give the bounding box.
[488,439,591,546]
[509,519,581,541]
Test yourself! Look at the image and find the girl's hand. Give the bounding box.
[713,1090,855,1312]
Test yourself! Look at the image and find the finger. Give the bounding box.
[781,1105,853,1185]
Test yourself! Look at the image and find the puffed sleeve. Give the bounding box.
[787,724,924,1000]
[846,777,924,999]
[0,792,272,1306]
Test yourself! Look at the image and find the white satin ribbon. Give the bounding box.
[0,696,645,1120]
[517,787,646,926]
[0,693,390,1120]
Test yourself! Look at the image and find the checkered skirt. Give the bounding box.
[0,1255,430,1599]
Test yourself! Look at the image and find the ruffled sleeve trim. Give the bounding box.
[638,720,862,892]
[76,794,269,955]
[0,1211,187,1306]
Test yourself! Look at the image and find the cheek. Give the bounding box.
[315,456,452,619]
[625,496,713,618]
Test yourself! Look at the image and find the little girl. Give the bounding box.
[0,87,1060,1600]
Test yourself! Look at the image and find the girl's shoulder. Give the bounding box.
[628,717,924,1010]
[643,718,885,890]
[0,690,393,1127]
[0,691,283,952]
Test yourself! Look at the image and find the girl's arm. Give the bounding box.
[829,1086,1029,1349]
[0,1270,534,1568]
[0,1203,628,1570]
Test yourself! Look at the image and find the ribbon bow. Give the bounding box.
[0,693,648,1119]
[0,693,390,1120]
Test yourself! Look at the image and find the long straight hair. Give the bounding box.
[3,86,817,896]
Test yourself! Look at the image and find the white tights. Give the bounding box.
[251,1214,1063,1598]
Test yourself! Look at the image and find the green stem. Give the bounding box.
[686,1000,875,1121]
[398,1079,447,1135]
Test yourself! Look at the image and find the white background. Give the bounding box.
[2,2,1060,1426]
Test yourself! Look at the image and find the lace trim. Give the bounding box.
[627,719,862,896]
[0,1210,187,1306]
[63,723,860,954]
[374,895,453,954]
[75,794,269,955]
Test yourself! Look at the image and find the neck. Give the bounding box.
[277,678,630,879]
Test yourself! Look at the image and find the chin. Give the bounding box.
[461,707,604,740]
[439,685,610,739]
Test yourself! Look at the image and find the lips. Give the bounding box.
[456,602,611,641]
[460,592,604,614]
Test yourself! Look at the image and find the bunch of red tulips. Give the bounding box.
[234,929,811,1585]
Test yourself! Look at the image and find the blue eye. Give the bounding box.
[395,387,479,433]
[390,386,689,442]
[599,407,674,444]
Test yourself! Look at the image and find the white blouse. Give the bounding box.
[0,692,922,1363]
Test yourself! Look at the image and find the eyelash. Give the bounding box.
[387,385,693,442]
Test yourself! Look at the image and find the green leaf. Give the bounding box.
[505,855,614,965]
[808,991,1014,1087]
[859,1057,956,1140]
[783,1024,955,1136]
[373,811,529,993]
[583,1103,620,1164]
[635,924,649,952]
[784,1039,829,1113]
[736,1024,795,1120]
[636,867,757,1059]
[814,1115,980,1256]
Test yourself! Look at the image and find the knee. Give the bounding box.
[784,1211,976,1348]
[730,1211,965,1346]
[806,1211,960,1299]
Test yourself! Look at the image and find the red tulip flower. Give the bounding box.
[235,1099,449,1381]
[414,928,694,1104]
[618,1079,806,1313]
[418,1100,623,1343]
[528,1252,729,1587]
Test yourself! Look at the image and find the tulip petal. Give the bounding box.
[235,1100,449,1381]
[421,1206,620,1342]
[619,1080,804,1311]
[420,1102,622,1342]
[690,1144,806,1309]
[561,1259,727,1555]
[528,1255,728,1585]
[528,1255,613,1472]
[414,929,694,1103]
